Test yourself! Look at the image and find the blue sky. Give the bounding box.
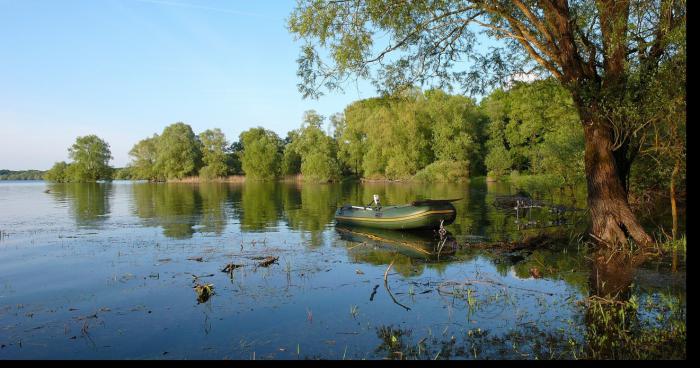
[0,0,377,170]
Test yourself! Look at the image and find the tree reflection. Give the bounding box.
[283,182,337,246]
[239,181,280,231]
[48,182,111,228]
[198,183,229,235]
[132,183,201,239]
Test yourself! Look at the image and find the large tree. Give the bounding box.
[155,122,202,180]
[199,128,229,179]
[289,0,685,247]
[239,127,284,180]
[67,134,113,181]
[128,134,160,181]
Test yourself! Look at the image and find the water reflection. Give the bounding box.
[48,182,112,228]
[283,183,338,246]
[198,183,229,235]
[125,180,588,244]
[5,179,683,359]
[337,226,454,277]
[239,182,280,231]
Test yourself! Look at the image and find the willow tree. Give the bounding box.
[289,0,685,246]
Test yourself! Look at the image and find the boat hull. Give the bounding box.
[334,201,456,230]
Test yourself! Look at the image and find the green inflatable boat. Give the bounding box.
[335,196,459,230]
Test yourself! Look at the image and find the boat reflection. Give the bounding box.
[336,225,458,261]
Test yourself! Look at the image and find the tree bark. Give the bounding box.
[582,120,653,247]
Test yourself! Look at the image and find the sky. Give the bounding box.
[0,0,378,170]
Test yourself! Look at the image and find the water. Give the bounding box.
[0,180,685,359]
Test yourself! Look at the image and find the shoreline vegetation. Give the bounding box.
[0,169,45,180]
[36,79,684,246]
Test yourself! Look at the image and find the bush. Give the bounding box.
[413,160,469,183]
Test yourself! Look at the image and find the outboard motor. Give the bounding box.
[367,194,381,210]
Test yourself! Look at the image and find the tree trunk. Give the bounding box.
[670,158,680,241]
[583,121,653,247]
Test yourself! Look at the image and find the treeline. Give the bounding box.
[0,170,44,180]
[43,77,685,210]
[0,169,45,180]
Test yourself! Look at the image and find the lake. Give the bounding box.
[0,180,685,359]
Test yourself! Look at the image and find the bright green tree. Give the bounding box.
[155,122,202,180]
[44,161,71,183]
[239,127,283,180]
[67,135,113,181]
[128,134,160,181]
[199,128,229,180]
[284,110,341,182]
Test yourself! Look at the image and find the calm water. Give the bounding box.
[0,180,685,359]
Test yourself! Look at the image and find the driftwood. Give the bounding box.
[221,263,244,273]
[257,256,278,267]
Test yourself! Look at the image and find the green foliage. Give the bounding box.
[113,167,133,180]
[155,123,202,180]
[301,150,340,183]
[226,141,243,175]
[281,131,302,176]
[239,127,283,180]
[67,135,113,182]
[414,160,470,183]
[199,128,229,179]
[128,135,160,180]
[284,110,342,182]
[484,146,512,178]
[44,135,113,183]
[44,162,71,183]
[481,79,583,184]
[337,90,484,180]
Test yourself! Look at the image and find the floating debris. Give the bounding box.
[257,256,278,268]
[187,256,204,262]
[355,269,365,275]
[529,267,542,279]
[193,283,214,303]
[221,263,244,273]
[492,195,545,210]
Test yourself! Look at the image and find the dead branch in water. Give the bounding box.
[384,259,411,311]
[221,263,244,273]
